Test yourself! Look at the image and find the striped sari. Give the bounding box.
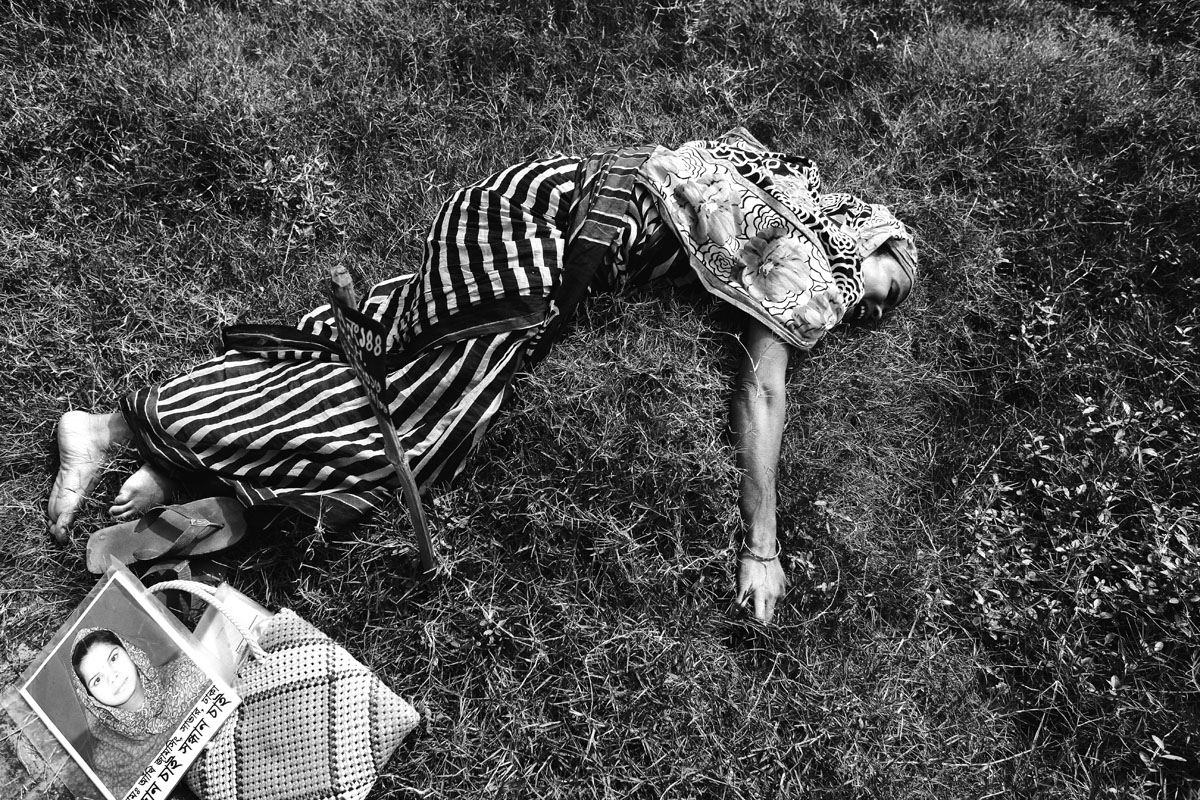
[120,153,682,522]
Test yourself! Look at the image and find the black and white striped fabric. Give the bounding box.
[120,157,590,522]
[119,151,688,523]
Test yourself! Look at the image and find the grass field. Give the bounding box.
[2,0,1199,797]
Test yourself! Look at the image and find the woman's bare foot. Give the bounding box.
[48,411,133,542]
[109,464,180,521]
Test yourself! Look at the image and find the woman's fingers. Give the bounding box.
[753,582,778,623]
[736,556,785,623]
[756,591,775,624]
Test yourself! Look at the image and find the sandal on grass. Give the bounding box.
[85,496,248,575]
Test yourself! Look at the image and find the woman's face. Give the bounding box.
[78,642,145,710]
[851,248,912,323]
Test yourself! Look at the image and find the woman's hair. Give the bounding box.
[71,628,123,685]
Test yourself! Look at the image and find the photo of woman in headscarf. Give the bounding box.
[68,627,209,799]
[16,569,223,800]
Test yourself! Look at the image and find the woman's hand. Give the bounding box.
[736,552,787,623]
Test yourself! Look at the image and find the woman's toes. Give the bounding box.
[108,464,177,519]
[49,512,76,544]
[108,497,150,520]
[109,495,137,520]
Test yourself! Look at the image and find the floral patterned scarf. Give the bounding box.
[637,130,917,349]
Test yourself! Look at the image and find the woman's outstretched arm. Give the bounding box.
[731,319,790,623]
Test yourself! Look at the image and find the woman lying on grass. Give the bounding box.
[47,129,916,623]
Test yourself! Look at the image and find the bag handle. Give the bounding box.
[148,579,269,660]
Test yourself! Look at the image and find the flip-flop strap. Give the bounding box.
[132,508,223,560]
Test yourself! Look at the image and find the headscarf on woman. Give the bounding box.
[638,130,917,349]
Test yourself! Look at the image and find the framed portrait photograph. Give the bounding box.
[13,566,239,800]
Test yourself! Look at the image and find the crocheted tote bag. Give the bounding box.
[151,580,420,800]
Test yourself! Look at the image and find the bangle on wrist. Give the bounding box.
[741,540,780,563]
